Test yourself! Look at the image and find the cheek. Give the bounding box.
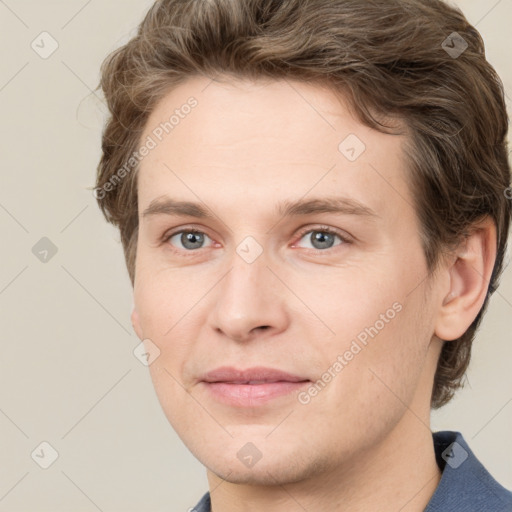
[133,272,196,385]
[310,268,431,411]
[304,269,405,355]
[332,294,430,412]
[306,324,427,458]
[133,259,202,335]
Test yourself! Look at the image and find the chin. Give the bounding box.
[207,463,309,486]
[201,447,332,487]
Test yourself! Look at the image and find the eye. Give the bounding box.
[163,225,350,254]
[293,226,349,251]
[165,229,214,251]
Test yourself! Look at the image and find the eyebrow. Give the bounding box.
[141,196,378,220]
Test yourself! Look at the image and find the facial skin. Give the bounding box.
[131,76,496,511]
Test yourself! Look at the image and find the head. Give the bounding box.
[95,0,510,484]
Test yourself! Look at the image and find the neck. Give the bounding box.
[206,413,441,512]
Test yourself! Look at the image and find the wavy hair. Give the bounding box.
[94,0,511,409]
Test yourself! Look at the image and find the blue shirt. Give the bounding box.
[191,431,512,511]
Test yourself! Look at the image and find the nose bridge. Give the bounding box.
[222,232,272,298]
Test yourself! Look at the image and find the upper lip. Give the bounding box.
[201,366,310,384]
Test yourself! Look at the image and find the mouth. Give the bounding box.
[199,366,311,407]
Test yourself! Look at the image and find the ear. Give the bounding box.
[131,307,144,340]
[434,217,497,341]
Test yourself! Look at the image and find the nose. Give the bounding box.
[208,256,290,343]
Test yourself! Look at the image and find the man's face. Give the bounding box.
[132,76,444,484]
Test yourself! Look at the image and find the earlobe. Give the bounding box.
[434,217,497,341]
[131,307,144,340]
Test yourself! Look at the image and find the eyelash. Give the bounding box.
[162,225,352,256]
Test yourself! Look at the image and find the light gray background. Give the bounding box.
[0,1,511,510]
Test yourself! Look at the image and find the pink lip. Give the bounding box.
[199,366,310,407]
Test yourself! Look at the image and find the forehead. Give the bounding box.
[137,76,410,221]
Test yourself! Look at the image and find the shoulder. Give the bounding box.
[191,491,211,512]
[425,430,512,512]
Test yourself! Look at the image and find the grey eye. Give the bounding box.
[169,231,212,250]
[297,230,343,250]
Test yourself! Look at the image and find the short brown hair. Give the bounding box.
[94,0,511,409]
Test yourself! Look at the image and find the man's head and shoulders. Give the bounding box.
[94,0,512,510]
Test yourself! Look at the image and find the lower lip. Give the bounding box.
[201,381,310,407]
